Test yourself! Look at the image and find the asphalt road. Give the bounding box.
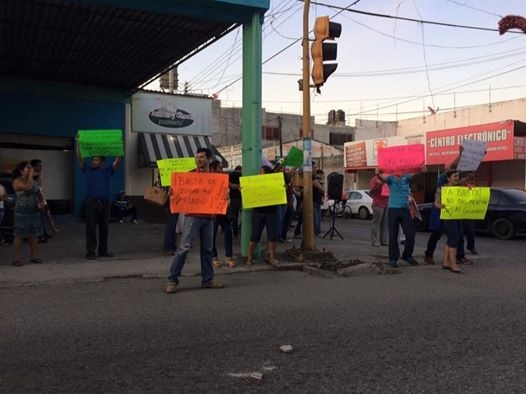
[1,238,526,394]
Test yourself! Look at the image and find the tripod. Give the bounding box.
[323,201,344,240]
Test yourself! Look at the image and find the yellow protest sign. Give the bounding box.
[78,129,124,157]
[157,158,196,186]
[240,173,286,209]
[440,186,490,220]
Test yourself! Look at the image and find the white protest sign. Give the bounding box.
[457,139,487,171]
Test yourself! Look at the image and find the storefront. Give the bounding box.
[344,120,526,202]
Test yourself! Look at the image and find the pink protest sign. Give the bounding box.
[378,144,425,175]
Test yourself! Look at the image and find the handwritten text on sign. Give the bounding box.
[457,139,487,172]
[440,186,490,220]
[240,173,286,209]
[157,158,196,186]
[78,129,124,157]
[378,144,424,175]
[170,172,229,214]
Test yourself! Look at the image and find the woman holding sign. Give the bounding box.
[246,165,279,269]
[434,169,463,274]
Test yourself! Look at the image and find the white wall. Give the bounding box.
[0,148,73,199]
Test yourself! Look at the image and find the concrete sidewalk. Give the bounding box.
[0,219,426,287]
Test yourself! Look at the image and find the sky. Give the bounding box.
[146,1,526,126]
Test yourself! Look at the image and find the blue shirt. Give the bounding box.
[386,174,412,208]
[82,162,115,199]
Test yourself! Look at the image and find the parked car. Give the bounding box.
[0,173,15,243]
[416,187,526,240]
[327,189,373,219]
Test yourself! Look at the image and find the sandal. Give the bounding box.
[245,260,253,268]
[265,258,279,269]
[212,257,221,268]
[30,258,43,264]
[12,260,23,267]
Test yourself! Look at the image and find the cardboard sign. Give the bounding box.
[283,146,304,168]
[457,139,487,172]
[169,172,229,214]
[240,172,286,209]
[440,186,490,220]
[157,158,196,186]
[378,144,424,176]
[78,129,124,157]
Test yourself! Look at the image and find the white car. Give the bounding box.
[327,190,373,219]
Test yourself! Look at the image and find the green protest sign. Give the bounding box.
[78,129,124,157]
[283,146,304,168]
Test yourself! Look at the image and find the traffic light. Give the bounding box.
[311,16,342,90]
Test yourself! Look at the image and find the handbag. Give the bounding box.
[144,186,168,206]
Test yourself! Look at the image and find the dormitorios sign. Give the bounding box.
[132,92,212,136]
[426,120,515,165]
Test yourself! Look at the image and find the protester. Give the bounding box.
[11,161,44,266]
[460,172,478,255]
[280,167,295,242]
[376,168,421,268]
[76,136,121,260]
[312,167,325,237]
[293,185,303,239]
[164,148,224,294]
[229,165,242,237]
[369,171,388,247]
[424,147,471,265]
[434,169,464,274]
[31,159,59,242]
[210,160,234,268]
[114,191,138,224]
[246,165,279,269]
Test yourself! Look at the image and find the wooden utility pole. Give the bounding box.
[301,0,315,250]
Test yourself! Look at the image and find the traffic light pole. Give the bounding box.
[301,0,316,250]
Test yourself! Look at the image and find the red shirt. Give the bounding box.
[369,175,388,209]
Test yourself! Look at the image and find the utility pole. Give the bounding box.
[301,0,315,250]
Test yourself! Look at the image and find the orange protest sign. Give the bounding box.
[169,172,229,215]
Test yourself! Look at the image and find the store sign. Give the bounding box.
[426,120,514,165]
[132,92,212,136]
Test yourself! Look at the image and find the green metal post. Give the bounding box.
[240,12,263,257]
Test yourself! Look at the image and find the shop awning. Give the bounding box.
[138,133,228,168]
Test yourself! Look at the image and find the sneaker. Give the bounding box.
[390,261,399,268]
[468,248,478,255]
[402,256,419,265]
[424,256,435,265]
[99,252,115,258]
[372,241,381,247]
[201,280,224,289]
[86,253,97,260]
[132,219,138,224]
[225,257,235,268]
[212,257,221,268]
[165,281,178,294]
[119,220,123,224]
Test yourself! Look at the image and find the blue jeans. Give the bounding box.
[163,206,179,252]
[387,207,415,262]
[168,216,214,284]
[212,214,233,258]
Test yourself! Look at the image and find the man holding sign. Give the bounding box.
[76,135,121,260]
[165,148,224,294]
